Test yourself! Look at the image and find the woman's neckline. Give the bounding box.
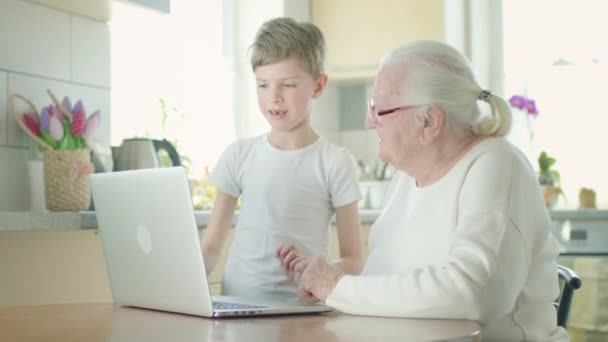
[413,136,495,190]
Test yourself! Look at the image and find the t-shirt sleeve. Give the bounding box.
[329,149,362,208]
[326,150,516,320]
[208,141,241,197]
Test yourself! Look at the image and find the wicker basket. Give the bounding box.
[43,148,93,211]
[10,90,95,211]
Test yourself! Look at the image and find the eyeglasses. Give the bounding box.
[367,98,423,121]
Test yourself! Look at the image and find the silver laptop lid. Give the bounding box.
[91,167,214,317]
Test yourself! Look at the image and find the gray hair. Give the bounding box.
[381,40,511,137]
[250,17,325,79]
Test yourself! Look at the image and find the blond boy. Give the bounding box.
[201,17,362,298]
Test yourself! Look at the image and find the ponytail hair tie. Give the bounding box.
[478,90,492,102]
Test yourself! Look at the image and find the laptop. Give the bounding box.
[90,167,332,318]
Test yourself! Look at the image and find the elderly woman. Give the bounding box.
[277,41,567,341]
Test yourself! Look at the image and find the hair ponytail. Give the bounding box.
[472,91,512,137]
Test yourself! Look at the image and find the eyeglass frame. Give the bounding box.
[367,98,425,121]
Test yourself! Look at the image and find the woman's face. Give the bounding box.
[367,64,425,169]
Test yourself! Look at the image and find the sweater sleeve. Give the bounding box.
[326,150,518,320]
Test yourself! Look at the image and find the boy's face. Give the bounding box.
[254,58,327,132]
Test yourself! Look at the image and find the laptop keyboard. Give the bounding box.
[212,301,265,310]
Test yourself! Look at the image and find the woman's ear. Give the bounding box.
[312,73,328,99]
[420,106,445,144]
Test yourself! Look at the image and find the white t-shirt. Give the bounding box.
[209,134,362,298]
[326,137,568,342]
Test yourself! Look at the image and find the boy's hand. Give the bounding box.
[276,244,308,284]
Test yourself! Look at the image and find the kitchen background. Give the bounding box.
[2,0,607,211]
[1,0,608,340]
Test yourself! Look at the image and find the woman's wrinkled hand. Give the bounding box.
[296,256,344,303]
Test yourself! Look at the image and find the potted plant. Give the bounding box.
[538,151,564,208]
[11,90,100,211]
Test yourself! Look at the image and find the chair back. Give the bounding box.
[555,264,582,328]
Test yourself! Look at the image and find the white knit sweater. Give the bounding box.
[326,138,568,341]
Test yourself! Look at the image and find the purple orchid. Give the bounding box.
[525,99,538,117]
[509,95,525,109]
[509,94,539,117]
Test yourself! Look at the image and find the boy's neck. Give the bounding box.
[268,125,319,150]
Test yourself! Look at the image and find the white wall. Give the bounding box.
[232,0,285,139]
[0,0,110,211]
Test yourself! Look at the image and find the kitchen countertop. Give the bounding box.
[0,211,83,231]
[2,209,607,232]
[0,209,384,231]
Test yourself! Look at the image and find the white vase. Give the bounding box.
[27,160,47,213]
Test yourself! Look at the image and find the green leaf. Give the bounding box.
[62,122,71,149]
[538,151,556,171]
[67,134,76,149]
[538,151,561,186]
[59,136,69,149]
[551,170,561,185]
[39,129,58,148]
[75,136,86,149]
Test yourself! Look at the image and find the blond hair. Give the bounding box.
[250,17,325,79]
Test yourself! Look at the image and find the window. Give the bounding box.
[110,0,235,179]
[503,0,608,207]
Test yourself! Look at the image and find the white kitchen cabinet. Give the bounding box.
[0,223,372,306]
[0,230,112,307]
[312,0,445,81]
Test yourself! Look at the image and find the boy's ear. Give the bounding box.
[312,73,328,99]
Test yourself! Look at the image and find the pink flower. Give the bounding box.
[83,110,100,143]
[49,105,62,121]
[48,113,64,140]
[72,111,86,136]
[23,112,40,136]
[72,100,85,117]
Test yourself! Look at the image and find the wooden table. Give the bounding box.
[0,303,481,342]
